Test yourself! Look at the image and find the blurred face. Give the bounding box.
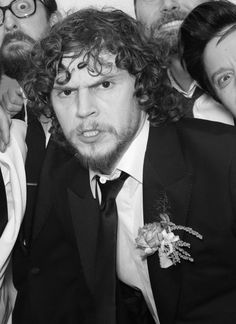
[135,0,209,55]
[0,0,51,79]
[204,27,236,116]
[51,53,146,174]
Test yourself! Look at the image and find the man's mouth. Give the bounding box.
[76,127,104,143]
[159,20,183,32]
[6,39,31,45]
[82,130,100,137]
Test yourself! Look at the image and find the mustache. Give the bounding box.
[1,30,35,48]
[75,121,116,135]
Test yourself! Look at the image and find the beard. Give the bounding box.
[145,10,188,63]
[69,121,139,174]
[0,31,35,81]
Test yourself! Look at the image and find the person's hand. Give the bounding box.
[0,105,11,152]
[0,86,24,152]
[1,86,24,118]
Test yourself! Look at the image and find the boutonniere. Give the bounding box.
[135,193,203,268]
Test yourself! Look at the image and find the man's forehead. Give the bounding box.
[0,0,27,5]
[0,0,12,5]
[0,0,48,10]
[134,0,215,7]
[54,51,131,87]
[61,52,117,72]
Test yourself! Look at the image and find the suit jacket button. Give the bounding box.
[30,267,40,275]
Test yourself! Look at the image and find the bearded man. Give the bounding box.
[134,0,235,124]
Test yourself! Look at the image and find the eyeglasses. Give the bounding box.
[0,0,44,26]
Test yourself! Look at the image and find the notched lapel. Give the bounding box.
[143,125,193,324]
[68,171,100,296]
[32,140,71,241]
[143,125,193,226]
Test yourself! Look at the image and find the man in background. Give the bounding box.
[134,0,235,124]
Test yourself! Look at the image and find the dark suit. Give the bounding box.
[144,119,236,324]
[12,118,236,323]
[12,114,84,323]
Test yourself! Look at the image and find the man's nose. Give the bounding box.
[4,10,18,32]
[161,0,180,12]
[75,91,97,118]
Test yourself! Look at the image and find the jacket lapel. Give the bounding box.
[32,139,65,241]
[33,146,99,294]
[143,124,193,324]
[67,165,100,295]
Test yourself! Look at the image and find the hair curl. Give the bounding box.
[24,8,184,147]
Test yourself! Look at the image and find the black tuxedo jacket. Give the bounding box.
[12,118,236,324]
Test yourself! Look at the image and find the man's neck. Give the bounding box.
[169,55,193,93]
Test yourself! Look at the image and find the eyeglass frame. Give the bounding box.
[0,0,45,26]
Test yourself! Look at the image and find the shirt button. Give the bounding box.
[99,176,107,184]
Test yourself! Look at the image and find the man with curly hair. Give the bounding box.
[21,7,236,324]
[134,0,235,124]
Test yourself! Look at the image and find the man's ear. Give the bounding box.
[49,11,63,28]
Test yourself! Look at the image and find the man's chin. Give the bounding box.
[73,140,128,173]
[0,41,33,79]
[152,29,179,60]
[2,40,33,56]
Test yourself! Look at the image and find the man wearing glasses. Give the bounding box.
[0,0,57,80]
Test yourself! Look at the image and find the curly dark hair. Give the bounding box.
[24,8,183,146]
[179,0,236,103]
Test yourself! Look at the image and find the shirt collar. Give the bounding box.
[167,68,197,98]
[90,116,150,195]
[115,116,149,183]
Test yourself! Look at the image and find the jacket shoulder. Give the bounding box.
[175,118,236,163]
[176,118,236,137]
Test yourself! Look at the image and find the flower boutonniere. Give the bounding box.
[135,193,203,268]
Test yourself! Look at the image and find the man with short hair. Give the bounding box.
[23,7,236,324]
[134,0,234,124]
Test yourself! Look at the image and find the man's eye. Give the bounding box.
[217,73,233,89]
[57,89,76,98]
[63,89,72,96]
[19,3,27,10]
[101,81,111,88]
[15,1,32,12]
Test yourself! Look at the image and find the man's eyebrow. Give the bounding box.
[52,70,124,90]
[52,84,77,90]
[88,73,119,88]
[211,68,229,83]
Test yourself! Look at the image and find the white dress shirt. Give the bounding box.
[90,118,159,323]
